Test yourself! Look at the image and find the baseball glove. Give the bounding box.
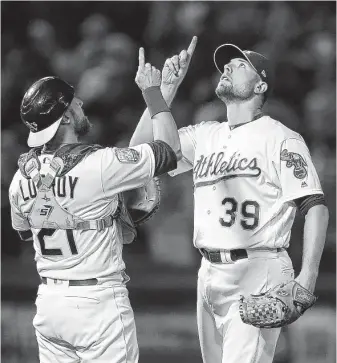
[239,280,317,328]
[123,177,161,226]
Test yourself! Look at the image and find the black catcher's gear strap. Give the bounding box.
[18,143,104,179]
[18,230,33,241]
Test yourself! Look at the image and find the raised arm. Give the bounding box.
[129,36,198,147]
[135,47,181,159]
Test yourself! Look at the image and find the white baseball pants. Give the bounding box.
[33,277,138,363]
[197,249,294,363]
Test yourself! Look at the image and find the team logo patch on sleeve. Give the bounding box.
[280,149,308,179]
[115,148,140,164]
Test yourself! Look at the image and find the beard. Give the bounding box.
[215,80,254,103]
[73,113,92,137]
[215,81,232,99]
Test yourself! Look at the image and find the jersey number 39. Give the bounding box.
[219,197,260,230]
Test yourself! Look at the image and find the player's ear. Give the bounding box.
[60,98,76,125]
[61,109,71,125]
[255,81,268,96]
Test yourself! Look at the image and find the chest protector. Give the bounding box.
[18,144,136,243]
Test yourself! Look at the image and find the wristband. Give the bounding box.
[142,86,170,118]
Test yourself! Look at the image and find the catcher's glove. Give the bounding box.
[122,177,161,226]
[239,280,317,328]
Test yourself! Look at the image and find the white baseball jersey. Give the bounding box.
[9,144,155,280]
[169,116,323,250]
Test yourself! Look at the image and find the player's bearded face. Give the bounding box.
[216,75,257,102]
[73,112,92,137]
[68,98,92,137]
[215,62,259,102]
[70,108,92,137]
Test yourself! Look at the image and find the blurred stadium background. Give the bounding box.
[1,1,336,363]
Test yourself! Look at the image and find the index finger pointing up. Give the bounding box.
[187,36,198,57]
[139,47,145,68]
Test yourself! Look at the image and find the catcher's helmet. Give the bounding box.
[20,76,75,147]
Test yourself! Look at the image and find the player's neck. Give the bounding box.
[43,133,79,153]
[226,102,263,128]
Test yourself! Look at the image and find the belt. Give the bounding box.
[199,248,284,264]
[41,277,98,286]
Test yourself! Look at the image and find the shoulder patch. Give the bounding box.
[280,149,308,179]
[115,148,140,164]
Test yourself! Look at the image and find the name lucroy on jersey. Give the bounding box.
[19,176,79,201]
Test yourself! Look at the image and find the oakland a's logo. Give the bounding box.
[280,149,308,179]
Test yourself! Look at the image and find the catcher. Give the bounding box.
[9,47,180,363]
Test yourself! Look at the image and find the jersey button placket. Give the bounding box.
[224,132,231,148]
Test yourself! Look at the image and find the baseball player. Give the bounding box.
[8,47,181,363]
[130,38,329,363]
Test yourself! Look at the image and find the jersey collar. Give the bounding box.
[229,113,264,131]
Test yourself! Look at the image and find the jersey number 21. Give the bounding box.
[38,229,78,256]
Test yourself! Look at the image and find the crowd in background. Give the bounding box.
[1,2,335,273]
